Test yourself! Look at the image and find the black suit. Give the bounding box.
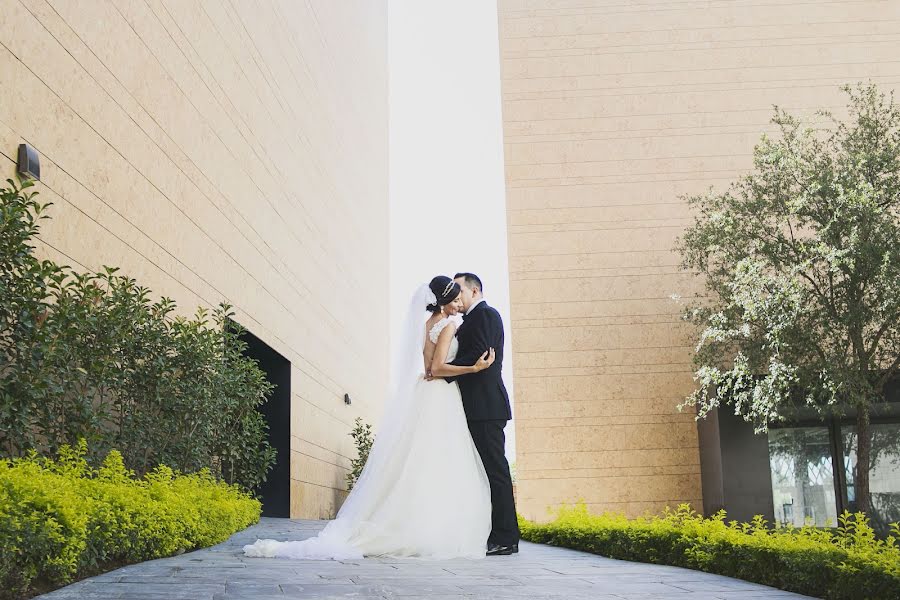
[447,300,519,546]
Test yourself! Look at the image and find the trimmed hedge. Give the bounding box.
[519,503,900,600]
[0,442,261,599]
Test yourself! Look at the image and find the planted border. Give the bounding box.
[519,503,900,600]
[0,442,261,600]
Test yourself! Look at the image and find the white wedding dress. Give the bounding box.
[243,286,491,561]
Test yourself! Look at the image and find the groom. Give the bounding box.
[443,272,520,556]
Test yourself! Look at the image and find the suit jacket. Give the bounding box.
[447,301,512,422]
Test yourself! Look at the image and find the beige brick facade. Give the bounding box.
[0,0,388,519]
[498,0,900,520]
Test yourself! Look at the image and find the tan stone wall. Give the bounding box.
[0,0,388,519]
[497,0,900,520]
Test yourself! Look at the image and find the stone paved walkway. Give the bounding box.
[39,518,818,599]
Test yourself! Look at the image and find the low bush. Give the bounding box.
[519,503,900,600]
[0,441,261,599]
[346,417,374,491]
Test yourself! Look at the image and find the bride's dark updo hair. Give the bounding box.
[426,275,461,313]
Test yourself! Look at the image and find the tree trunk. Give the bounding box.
[855,407,872,515]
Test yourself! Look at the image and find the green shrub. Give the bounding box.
[0,441,260,599]
[0,178,275,490]
[519,503,900,600]
[346,417,374,491]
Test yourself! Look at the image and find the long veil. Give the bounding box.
[243,284,434,559]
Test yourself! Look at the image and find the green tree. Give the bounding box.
[676,84,900,516]
[0,178,275,490]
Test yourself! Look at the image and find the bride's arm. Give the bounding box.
[429,324,494,377]
[423,337,437,372]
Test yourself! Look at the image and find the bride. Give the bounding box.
[243,276,494,560]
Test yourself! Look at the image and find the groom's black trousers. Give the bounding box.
[467,420,520,546]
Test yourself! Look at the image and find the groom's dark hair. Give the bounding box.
[454,272,483,293]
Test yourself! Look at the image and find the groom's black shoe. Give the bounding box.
[486,542,517,556]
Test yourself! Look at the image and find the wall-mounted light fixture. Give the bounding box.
[17,143,40,181]
[344,393,352,406]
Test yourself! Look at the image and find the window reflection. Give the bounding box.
[842,423,900,535]
[768,428,838,528]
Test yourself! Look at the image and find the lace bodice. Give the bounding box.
[428,314,463,363]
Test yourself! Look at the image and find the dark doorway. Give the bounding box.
[238,326,291,518]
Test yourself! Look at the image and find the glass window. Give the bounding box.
[768,427,838,528]
[842,423,900,535]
